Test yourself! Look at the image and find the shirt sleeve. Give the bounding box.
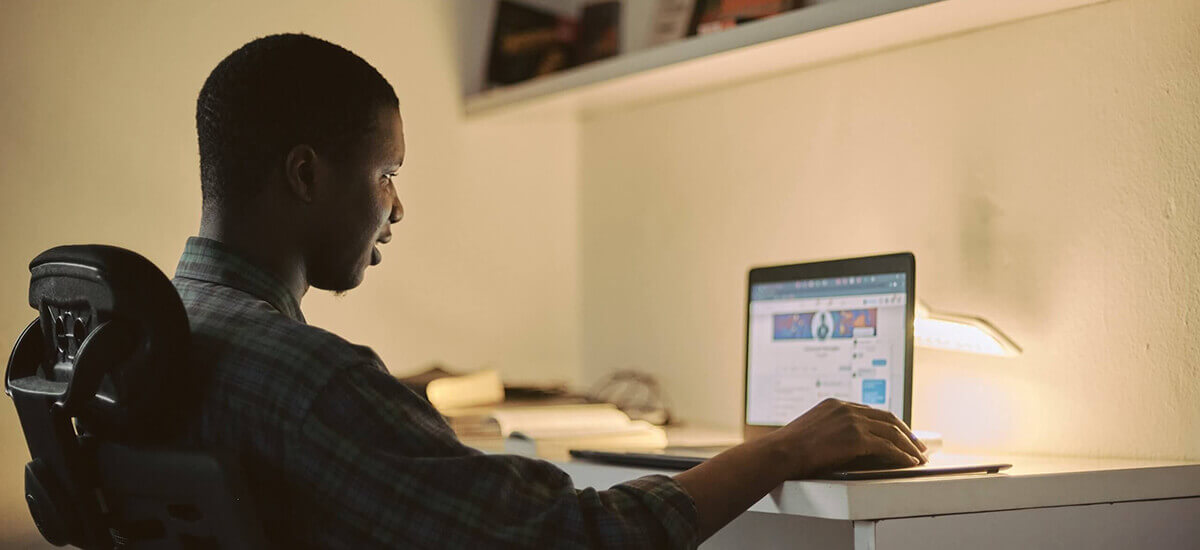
[286,362,700,550]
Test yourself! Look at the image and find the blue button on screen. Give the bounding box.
[862,379,887,405]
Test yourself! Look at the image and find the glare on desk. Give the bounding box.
[914,302,1021,357]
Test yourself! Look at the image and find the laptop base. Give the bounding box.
[568,448,1011,481]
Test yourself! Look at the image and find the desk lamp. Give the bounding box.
[911,301,1019,453]
[915,301,1021,357]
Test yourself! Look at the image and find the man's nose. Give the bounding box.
[389,194,403,224]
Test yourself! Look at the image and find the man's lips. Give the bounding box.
[371,233,391,266]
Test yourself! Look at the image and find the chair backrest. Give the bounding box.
[6,245,264,549]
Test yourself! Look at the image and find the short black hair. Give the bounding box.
[196,33,398,210]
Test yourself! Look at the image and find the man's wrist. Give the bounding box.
[752,431,807,482]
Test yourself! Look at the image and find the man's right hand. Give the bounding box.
[762,398,927,479]
[674,398,927,541]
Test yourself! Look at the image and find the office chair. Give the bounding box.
[6,245,264,549]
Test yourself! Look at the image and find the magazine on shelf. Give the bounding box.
[487,1,577,87]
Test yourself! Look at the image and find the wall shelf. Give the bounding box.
[463,0,1104,117]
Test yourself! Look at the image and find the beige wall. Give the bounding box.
[581,0,1199,459]
[0,0,581,541]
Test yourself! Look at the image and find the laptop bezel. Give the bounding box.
[742,252,916,442]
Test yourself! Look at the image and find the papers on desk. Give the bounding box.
[505,422,668,459]
[396,366,666,457]
[491,403,632,436]
[399,367,506,411]
[498,404,667,459]
[426,369,505,410]
[453,403,668,458]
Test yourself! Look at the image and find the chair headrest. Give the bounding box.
[20,244,193,441]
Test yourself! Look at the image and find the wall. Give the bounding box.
[580,0,1199,459]
[0,1,580,543]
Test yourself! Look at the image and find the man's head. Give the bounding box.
[197,33,404,292]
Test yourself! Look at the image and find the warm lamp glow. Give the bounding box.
[915,302,1021,357]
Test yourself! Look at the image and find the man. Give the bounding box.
[174,33,926,549]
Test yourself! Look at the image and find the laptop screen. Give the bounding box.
[745,273,908,426]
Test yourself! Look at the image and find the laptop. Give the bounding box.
[570,253,1010,480]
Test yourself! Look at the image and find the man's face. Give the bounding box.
[306,107,405,292]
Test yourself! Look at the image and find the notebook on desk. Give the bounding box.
[570,253,1010,480]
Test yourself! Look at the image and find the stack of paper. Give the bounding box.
[493,404,667,459]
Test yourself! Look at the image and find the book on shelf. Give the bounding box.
[487,1,578,87]
[485,1,626,89]
[649,0,697,46]
[575,1,622,66]
[688,0,797,36]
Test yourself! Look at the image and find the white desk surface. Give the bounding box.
[556,452,1200,521]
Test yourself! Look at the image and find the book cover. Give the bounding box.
[648,0,697,46]
[487,1,578,87]
[575,1,622,66]
[688,0,797,36]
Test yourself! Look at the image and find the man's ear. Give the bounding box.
[284,144,318,203]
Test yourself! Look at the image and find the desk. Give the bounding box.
[556,454,1200,549]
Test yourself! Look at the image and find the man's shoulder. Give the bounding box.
[173,277,382,413]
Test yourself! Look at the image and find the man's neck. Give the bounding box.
[198,214,309,306]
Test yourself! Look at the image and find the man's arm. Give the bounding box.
[295,361,921,547]
[675,399,927,540]
[290,363,699,549]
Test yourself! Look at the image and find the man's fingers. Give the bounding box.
[846,404,926,452]
[865,419,926,463]
[864,436,921,468]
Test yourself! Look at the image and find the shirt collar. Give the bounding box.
[174,236,306,323]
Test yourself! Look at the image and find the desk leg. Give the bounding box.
[852,521,877,550]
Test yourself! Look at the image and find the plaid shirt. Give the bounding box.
[171,237,698,549]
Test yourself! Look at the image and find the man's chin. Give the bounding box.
[311,271,365,295]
